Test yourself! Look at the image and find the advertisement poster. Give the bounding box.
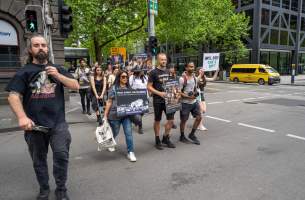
[163,79,181,114]
[116,89,149,117]
[203,53,220,72]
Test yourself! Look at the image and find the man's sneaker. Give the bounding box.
[108,147,116,152]
[172,124,177,129]
[179,135,191,144]
[189,134,200,145]
[197,124,208,131]
[87,111,92,115]
[162,136,176,148]
[55,190,70,200]
[127,152,137,162]
[155,142,163,150]
[82,110,86,114]
[37,188,50,200]
[138,127,144,134]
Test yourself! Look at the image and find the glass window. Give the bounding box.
[301,35,305,47]
[241,0,254,6]
[270,52,278,71]
[261,9,269,25]
[280,15,287,28]
[280,31,288,45]
[0,46,20,68]
[270,29,279,44]
[262,31,270,44]
[303,0,305,13]
[278,52,289,74]
[259,68,266,73]
[262,0,270,4]
[245,9,253,25]
[272,0,281,7]
[260,51,270,64]
[291,0,298,11]
[289,32,296,46]
[282,0,290,9]
[301,18,305,31]
[290,15,297,30]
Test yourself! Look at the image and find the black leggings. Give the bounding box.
[79,88,91,112]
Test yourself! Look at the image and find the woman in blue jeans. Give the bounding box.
[104,70,136,162]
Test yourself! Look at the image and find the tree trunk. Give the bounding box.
[93,33,103,64]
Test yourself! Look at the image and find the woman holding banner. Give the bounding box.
[103,70,137,162]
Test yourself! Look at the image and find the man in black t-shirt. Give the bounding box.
[6,34,79,200]
[147,53,176,150]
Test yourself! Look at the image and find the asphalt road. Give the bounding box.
[1,82,305,200]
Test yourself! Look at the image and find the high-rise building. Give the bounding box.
[233,0,305,74]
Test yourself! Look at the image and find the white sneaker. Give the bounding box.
[127,152,137,162]
[197,125,208,131]
[108,147,116,152]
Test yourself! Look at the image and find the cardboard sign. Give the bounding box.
[203,53,220,71]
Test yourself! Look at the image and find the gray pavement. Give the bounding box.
[1,83,305,200]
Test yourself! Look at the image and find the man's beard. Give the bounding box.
[33,50,48,64]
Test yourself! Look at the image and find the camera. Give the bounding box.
[188,91,199,97]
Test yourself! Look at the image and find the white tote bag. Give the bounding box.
[95,120,117,151]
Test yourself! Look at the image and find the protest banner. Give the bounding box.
[116,89,149,117]
[203,53,220,71]
[163,78,181,113]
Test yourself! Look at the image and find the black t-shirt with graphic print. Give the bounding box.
[148,67,170,104]
[5,63,73,128]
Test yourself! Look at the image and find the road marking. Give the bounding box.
[242,98,257,101]
[257,96,266,99]
[207,102,224,105]
[226,99,241,103]
[286,134,305,141]
[206,116,231,123]
[294,92,301,95]
[238,123,275,133]
[66,107,80,114]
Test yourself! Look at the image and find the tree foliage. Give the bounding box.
[65,0,249,64]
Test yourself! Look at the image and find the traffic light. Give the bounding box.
[60,3,73,37]
[25,10,38,32]
[149,36,158,56]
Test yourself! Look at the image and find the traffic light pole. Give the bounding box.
[148,1,156,67]
[43,0,55,64]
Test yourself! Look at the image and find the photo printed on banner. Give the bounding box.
[116,89,149,117]
[163,78,181,114]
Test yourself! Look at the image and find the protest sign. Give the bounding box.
[203,53,220,71]
[116,89,149,117]
[163,78,181,114]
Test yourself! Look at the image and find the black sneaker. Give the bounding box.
[172,124,177,129]
[82,110,86,114]
[162,136,176,148]
[36,188,50,200]
[87,111,92,115]
[189,134,200,145]
[55,190,70,200]
[155,142,163,150]
[180,135,191,144]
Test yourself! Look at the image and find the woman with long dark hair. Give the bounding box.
[90,66,107,123]
[104,70,137,162]
[197,68,219,131]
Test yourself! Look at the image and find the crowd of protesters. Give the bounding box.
[69,53,219,162]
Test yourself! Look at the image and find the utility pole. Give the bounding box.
[148,0,158,67]
[43,0,55,64]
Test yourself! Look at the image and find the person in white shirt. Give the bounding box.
[129,66,148,134]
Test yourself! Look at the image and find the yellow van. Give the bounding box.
[230,64,280,85]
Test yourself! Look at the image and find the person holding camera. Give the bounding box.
[6,34,79,200]
[179,62,202,145]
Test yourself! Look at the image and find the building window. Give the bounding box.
[282,0,290,9]
[270,29,279,44]
[272,0,281,7]
[0,20,20,68]
[278,52,289,74]
[260,51,270,65]
[291,0,298,11]
[280,31,288,45]
[262,0,271,5]
[290,15,297,30]
[261,9,269,25]
[241,0,253,7]
[289,31,296,46]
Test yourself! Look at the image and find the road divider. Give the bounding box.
[206,116,232,123]
[238,123,275,133]
[286,134,305,141]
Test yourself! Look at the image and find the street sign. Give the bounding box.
[149,0,158,15]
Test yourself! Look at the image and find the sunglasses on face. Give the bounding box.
[120,75,128,79]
